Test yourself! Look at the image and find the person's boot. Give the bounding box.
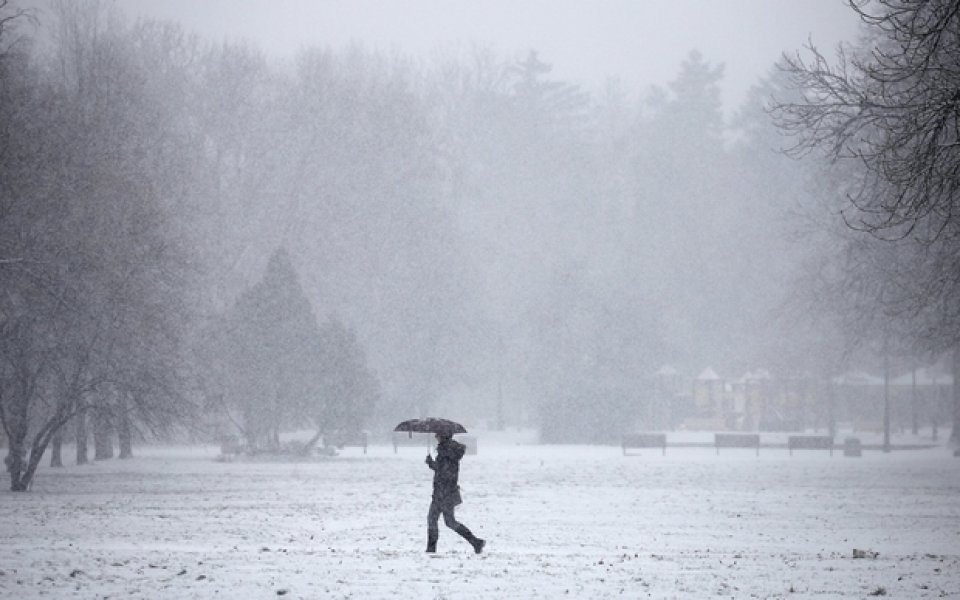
[426,530,438,553]
[454,524,485,554]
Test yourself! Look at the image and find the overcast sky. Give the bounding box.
[114,0,862,113]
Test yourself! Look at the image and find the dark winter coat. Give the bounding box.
[426,438,465,507]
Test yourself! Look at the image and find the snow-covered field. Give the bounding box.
[2,430,959,599]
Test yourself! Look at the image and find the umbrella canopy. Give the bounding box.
[393,417,467,437]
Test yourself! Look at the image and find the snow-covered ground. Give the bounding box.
[2,430,959,599]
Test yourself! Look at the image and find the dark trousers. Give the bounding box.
[427,499,462,536]
[426,499,477,550]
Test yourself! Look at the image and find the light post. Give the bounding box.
[883,337,891,453]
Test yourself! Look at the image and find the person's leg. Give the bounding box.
[426,500,441,552]
[440,504,461,531]
[442,506,485,554]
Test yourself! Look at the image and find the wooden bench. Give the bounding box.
[787,435,834,456]
[715,433,760,456]
[326,431,369,454]
[622,433,667,456]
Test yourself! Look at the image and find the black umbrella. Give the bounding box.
[394,417,466,456]
[394,417,467,437]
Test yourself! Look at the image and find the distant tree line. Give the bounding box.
[2,0,958,490]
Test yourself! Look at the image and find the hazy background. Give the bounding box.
[120,0,861,114]
[6,0,909,452]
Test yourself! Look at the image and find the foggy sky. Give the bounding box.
[115,0,862,113]
[2,0,886,433]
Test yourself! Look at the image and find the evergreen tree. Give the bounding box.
[631,50,735,372]
[312,314,380,442]
[198,248,379,453]
[200,248,319,451]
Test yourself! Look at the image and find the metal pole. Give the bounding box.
[883,338,891,453]
[911,366,919,436]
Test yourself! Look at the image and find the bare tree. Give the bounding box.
[0,0,32,49]
[775,0,960,242]
[1,1,202,490]
[773,0,960,444]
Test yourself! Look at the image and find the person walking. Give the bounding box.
[425,431,485,554]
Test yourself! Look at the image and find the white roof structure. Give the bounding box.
[655,365,679,377]
[696,367,722,381]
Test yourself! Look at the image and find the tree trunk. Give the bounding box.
[94,408,114,460]
[243,425,257,454]
[911,367,919,436]
[882,343,891,453]
[13,425,70,491]
[827,378,836,439]
[118,395,132,459]
[6,425,49,491]
[50,393,75,467]
[268,389,282,451]
[8,453,28,491]
[5,445,27,491]
[16,442,47,492]
[950,347,959,446]
[5,391,29,490]
[50,431,63,468]
[75,412,88,465]
[5,391,75,489]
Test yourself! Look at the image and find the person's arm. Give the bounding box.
[425,454,436,470]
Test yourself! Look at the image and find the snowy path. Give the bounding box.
[1,441,959,598]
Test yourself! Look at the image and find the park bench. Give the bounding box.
[714,433,760,456]
[326,430,369,454]
[787,435,834,456]
[843,437,862,457]
[622,433,667,456]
